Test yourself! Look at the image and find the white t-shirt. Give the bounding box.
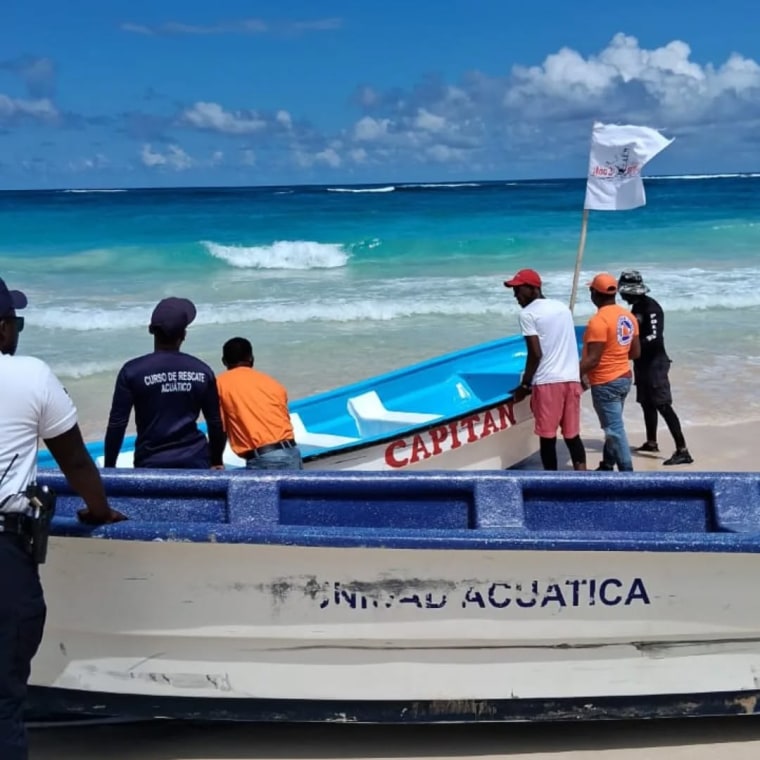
[518,298,580,385]
[0,355,77,512]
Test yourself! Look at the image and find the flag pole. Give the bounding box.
[568,207,589,314]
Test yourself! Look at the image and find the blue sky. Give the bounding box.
[2,0,759,189]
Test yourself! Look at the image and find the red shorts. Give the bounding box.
[530,381,582,439]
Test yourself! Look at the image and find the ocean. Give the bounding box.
[2,175,759,440]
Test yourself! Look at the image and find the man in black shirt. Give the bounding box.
[104,297,225,469]
[617,271,693,466]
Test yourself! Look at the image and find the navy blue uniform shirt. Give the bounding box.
[104,350,225,468]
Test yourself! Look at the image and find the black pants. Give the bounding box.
[0,535,46,760]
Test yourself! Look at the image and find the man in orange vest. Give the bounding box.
[579,273,641,471]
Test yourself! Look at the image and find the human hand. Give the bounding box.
[77,507,128,525]
[510,385,531,403]
[581,374,591,391]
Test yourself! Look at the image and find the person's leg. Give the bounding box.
[530,384,563,470]
[658,404,687,450]
[0,538,46,760]
[564,436,587,470]
[558,382,586,470]
[591,378,633,471]
[637,401,660,450]
[539,437,558,470]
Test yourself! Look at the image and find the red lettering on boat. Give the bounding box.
[384,440,409,468]
[409,434,431,464]
[460,415,480,443]
[480,409,500,438]
[428,426,448,455]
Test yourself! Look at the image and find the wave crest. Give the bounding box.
[202,240,349,269]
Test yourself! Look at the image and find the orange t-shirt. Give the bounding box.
[216,366,294,454]
[583,304,639,386]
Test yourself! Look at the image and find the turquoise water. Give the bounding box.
[2,176,760,433]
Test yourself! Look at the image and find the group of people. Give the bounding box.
[102,296,302,472]
[505,267,693,472]
[0,278,300,759]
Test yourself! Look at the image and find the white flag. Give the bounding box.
[584,122,673,211]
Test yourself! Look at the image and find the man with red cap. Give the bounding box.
[579,273,641,471]
[504,269,586,471]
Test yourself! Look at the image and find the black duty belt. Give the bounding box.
[243,439,297,460]
[0,512,31,536]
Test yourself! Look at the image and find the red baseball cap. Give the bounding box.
[504,268,542,288]
[587,273,618,295]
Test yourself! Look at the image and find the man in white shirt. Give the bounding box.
[0,277,123,760]
[504,269,587,470]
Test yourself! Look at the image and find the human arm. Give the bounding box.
[103,368,133,467]
[629,333,641,361]
[579,341,604,377]
[639,301,664,361]
[44,426,126,524]
[511,335,542,403]
[202,378,226,468]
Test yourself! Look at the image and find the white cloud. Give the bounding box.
[120,17,341,36]
[121,19,268,36]
[0,94,58,123]
[507,33,760,124]
[181,101,267,135]
[276,110,292,129]
[314,147,341,167]
[353,116,391,141]
[140,143,194,170]
[414,108,447,133]
[241,149,256,166]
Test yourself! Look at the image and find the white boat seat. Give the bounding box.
[96,451,134,468]
[290,412,359,451]
[346,390,441,437]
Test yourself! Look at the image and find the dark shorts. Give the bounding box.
[635,357,672,407]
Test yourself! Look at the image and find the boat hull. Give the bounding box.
[28,466,760,721]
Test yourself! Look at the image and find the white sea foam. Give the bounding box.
[202,240,349,269]
[25,265,760,334]
[400,182,482,189]
[61,188,128,193]
[649,173,760,180]
[51,359,124,379]
[327,186,395,193]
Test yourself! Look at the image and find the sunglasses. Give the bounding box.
[1,316,23,332]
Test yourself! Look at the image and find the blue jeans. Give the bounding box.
[591,377,633,471]
[245,446,303,471]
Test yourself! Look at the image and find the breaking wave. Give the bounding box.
[202,240,349,269]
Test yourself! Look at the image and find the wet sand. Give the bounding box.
[29,716,760,759]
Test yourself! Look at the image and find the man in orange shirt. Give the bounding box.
[579,273,641,472]
[216,337,302,470]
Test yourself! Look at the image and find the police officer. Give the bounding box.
[0,277,124,760]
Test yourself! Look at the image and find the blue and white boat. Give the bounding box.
[40,330,585,472]
[28,467,760,722]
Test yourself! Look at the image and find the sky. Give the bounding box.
[2,0,759,189]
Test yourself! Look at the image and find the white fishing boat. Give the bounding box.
[27,467,760,722]
[40,330,585,472]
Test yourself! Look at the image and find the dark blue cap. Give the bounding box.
[150,297,196,337]
[0,277,28,317]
